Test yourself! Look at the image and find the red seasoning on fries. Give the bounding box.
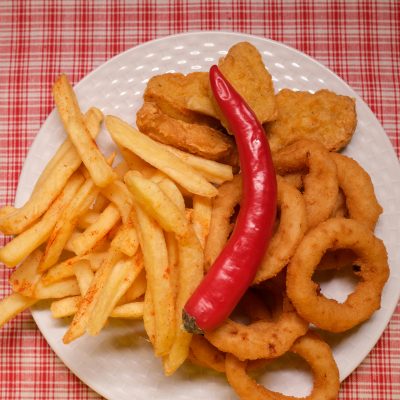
[183,66,277,334]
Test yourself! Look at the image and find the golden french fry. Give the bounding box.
[125,172,189,237]
[39,178,99,272]
[0,151,86,235]
[66,116,117,188]
[106,115,218,197]
[63,249,122,343]
[42,252,108,285]
[101,180,134,224]
[114,161,130,179]
[118,145,156,178]
[192,195,212,248]
[77,210,100,230]
[9,249,42,297]
[0,173,85,267]
[143,289,156,346]
[92,193,109,213]
[73,260,94,295]
[86,251,144,335]
[0,293,37,328]
[156,177,186,212]
[163,228,204,375]
[33,107,103,194]
[69,204,121,256]
[51,297,144,319]
[110,302,144,319]
[118,268,146,304]
[52,73,82,129]
[109,222,139,257]
[34,277,80,299]
[134,202,175,356]
[161,144,233,185]
[50,296,81,318]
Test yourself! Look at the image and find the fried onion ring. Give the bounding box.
[287,218,389,332]
[225,332,340,400]
[204,175,242,270]
[273,139,338,229]
[331,153,382,230]
[318,154,382,270]
[205,294,308,361]
[254,177,307,284]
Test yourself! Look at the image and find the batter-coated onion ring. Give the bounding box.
[225,332,340,400]
[204,175,242,271]
[319,154,382,270]
[273,139,338,229]
[331,152,382,230]
[287,218,389,332]
[254,177,307,284]
[205,295,308,361]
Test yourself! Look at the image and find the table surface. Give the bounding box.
[0,1,399,399]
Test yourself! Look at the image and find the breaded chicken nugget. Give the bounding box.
[144,72,219,123]
[265,89,357,153]
[136,101,238,165]
[216,41,278,125]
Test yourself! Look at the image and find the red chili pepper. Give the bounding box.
[182,65,277,334]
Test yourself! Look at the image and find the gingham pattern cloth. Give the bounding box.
[0,1,399,399]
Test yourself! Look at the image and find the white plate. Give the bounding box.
[15,32,400,399]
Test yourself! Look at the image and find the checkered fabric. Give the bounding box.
[0,1,399,399]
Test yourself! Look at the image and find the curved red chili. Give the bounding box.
[183,65,277,334]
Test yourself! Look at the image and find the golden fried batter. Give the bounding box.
[136,101,238,165]
[216,41,278,125]
[143,72,219,123]
[265,89,357,153]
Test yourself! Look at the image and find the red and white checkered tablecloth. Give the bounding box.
[0,1,399,399]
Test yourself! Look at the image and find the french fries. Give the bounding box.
[0,72,237,377]
[106,115,218,197]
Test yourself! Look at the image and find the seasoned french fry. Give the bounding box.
[134,202,175,356]
[0,293,37,328]
[34,277,80,299]
[156,177,186,212]
[101,180,134,224]
[118,145,156,178]
[51,297,144,319]
[33,107,103,194]
[125,172,189,237]
[192,195,212,248]
[163,228,204,375]
[110,302,144,319]
[87,251,144,335]
[42,252,108,285]
[63,249,122,343]
[77,210,100,230]
[114,161,130,179]
[9,249,43,297]
[106,115,218,197]
[118,268,146,304]
[51,296,81,318]
[73,260,94,295]
[92,193,109,213]
[143,289,156,346]
[66,116,117,188]
[69,204,121,256]
[109,222,139,257]
[161,144,233,185]
[0,173,85,267]
[39,178,99,272]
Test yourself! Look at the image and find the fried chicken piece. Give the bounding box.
[265,89,357,153]
[136,101,238,165]
[143,72,219,123]
[216,41,278,126]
